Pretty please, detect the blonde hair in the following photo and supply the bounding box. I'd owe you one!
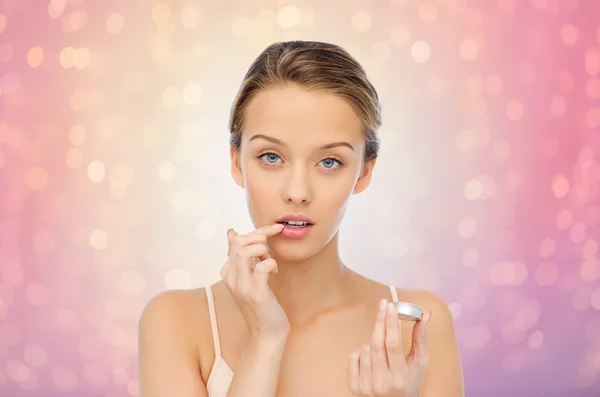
[228,40,382,161]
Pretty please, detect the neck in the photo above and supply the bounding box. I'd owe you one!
[267,233,360,327]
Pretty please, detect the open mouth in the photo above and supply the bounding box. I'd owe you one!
[279,221,313,228]
[275,214,315,238]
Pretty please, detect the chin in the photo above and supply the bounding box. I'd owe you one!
[269,245,314,262]
[268,238,322,262]
[268,230,337,262]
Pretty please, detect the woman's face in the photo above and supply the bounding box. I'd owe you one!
[230,84,376,261]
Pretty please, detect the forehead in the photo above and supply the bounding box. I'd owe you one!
[242,84,364,146]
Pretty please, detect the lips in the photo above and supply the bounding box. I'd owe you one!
[275,213,315,226]
[275,214,314,239]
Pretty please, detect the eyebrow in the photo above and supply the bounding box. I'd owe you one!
[248,134,355,151]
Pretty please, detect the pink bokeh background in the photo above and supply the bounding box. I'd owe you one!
[1,0,600,395]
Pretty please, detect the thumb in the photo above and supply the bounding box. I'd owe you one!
[409,311,432,367]
[226,228,238,256]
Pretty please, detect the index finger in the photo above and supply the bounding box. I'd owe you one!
[248,223,284,237]
[229,224,283,251]
[232,224,283,262]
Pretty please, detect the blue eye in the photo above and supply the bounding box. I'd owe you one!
[319,158,342,169]
[259,152,282,164]
[258,153,344,169]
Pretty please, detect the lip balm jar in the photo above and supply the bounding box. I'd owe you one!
[392,302,423,322]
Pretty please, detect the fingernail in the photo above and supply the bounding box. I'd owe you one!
[379,299,387,312]
[226,228,233,235]
[386,302,395,316]
[427,311,433,326]
[273,223,284,229]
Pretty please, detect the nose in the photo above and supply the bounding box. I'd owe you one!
[282,166,312,205]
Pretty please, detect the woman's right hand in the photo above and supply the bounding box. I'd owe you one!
[221,224,291,342]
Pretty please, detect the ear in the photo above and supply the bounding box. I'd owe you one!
[230,147,245,188]
[353,157,377,195]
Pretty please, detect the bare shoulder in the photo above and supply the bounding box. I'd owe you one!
[138,287,215,397]
[139,287,210,342]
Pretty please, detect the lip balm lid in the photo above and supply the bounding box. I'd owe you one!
[392,301,423,322]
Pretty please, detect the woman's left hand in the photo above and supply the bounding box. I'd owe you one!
[348,299,433,397]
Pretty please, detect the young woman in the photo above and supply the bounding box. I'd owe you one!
[138,40,464,397]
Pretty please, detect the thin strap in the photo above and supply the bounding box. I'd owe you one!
[205,285,221,357]
[388,285,398,302]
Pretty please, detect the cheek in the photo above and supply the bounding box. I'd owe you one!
[244,159,279,189]
[317,174,357,218]
[243,163,278,220]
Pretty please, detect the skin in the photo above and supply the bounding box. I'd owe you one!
[138,84,464,397]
